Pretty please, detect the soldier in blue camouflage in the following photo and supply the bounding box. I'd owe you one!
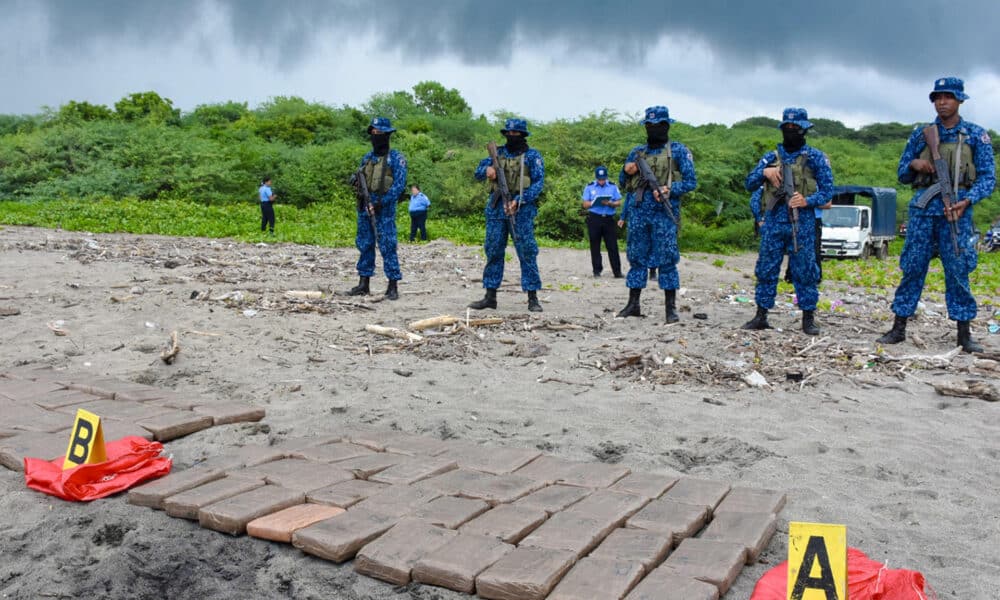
[468,118,546,312]
[346,117,408,300]
[616,105,697,322]
[877,77,995,353]
[742,108,834,335]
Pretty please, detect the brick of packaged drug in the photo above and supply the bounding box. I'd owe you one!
[292,442,376,464]
[0,379,66,402]
[100,420,155,442]
[54,398,175,422]
[476,546,577,600]
[513,455,584,485]
[192,445,288,472]
[697,511,777,563]
[658,538,748,595]
[354,518,459,585]
[559,462,631,489]
[547,557,645,600]
[610,471,679,499]
[439,441,541,475]
[713,487,786,515]
[624,568,720,600]
[7,403,75,433]
[237,458,354,493]
[198,485,305,535]
[518,511,618,557]
[352,484,442,517]
[381,433,450,457]
[247,503,345,543]
[660,477,731,511]
[0,431,69,471]
[626,498,711,545]
[163,476,264,520]
[588,527,673,569]
[292,508,398,563]
[369,457,458,486]
[412,533,514,593]
[565,490,650,527]
[30,389,99,410]
[191,402,264,425]
[128,468,226,509]
[514,484,591,515]
[275,435,344,454]
[342,429,395,452]
[136,411,213,442]
[335,453,410,479]
[408,496,490,529]
[307,479,389,508]
[415,468,490,496]
[460,504,547,544]
[457,473,544,505]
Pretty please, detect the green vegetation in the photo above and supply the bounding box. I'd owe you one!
[1,82,998,258]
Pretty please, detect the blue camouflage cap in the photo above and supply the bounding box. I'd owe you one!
[929,76,969,102]
[500,117,531,136]
[367,116,396,134]
[595,165,609,180]
[778,107,813,130]
[641,105,674,124]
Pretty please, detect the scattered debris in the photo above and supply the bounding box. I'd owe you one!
[46,320,69,336]
[932,380,999,402]
[160,331,180,364]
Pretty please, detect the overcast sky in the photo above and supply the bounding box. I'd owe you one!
[2,0,998,128]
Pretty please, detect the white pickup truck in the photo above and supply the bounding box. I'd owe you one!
[820,186,897,260]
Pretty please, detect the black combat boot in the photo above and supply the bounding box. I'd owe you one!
[876,315,907,345]
[741,306,771,330]
[468,288,497,310]
[347,276,370,296]
[617,288,642,318]
[802,310,820,336]
[527,291,542,312]
[648,268,657,281]
[957,320,983,353]
[664,289,679,323]
[385,280,399,301]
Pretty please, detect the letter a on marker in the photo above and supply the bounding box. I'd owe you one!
[62,408,107,469]
[787,522,847,600]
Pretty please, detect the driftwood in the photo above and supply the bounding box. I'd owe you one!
[160,331,180,364]
[284,290,323,300]
[409,315,461,331]
[880,346,961,368]
[932,380,999,402]
[365,324,423,343]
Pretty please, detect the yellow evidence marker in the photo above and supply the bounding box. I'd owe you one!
[62,408,107,469]
[787,521,847,600]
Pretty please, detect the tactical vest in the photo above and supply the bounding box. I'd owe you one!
[912,136,976,189]
[362,155,394,195]
[490,154,533,196]
[762,152,817,208]
[624,149,682,194]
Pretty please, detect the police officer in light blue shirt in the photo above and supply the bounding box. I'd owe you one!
[258,176,275,234]
[581,166,623,277]
[408,185,431,242]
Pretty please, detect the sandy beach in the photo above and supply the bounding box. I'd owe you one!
[1,225,998,599]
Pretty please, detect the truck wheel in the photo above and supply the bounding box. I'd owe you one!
[877,242,888,260]
[861,243,871,259]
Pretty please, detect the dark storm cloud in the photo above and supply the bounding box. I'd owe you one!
[23,0,999,78]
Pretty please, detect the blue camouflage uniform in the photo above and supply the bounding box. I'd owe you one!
[889,117,995,321]
[745,144,834,312]
[619,142,697,290]
[356,148,408,280]
[474,138,545,291]
[750,186,763,224]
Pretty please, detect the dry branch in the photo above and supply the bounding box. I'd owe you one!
[932,380,999,402]
[365,324,423,343]
[160,330,180,364]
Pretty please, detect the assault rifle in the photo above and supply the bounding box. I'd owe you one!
[920,125,962,255]
[764,161,799,253]
[486,141,519,242]
[349,167,380,252]
[634,155,678,225]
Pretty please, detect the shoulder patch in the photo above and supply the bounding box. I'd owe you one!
[535,157,543,168]
[398,156,407,168]
[685,149,693,161]
[981,131,992,144]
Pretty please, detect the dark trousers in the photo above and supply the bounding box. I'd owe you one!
[586,213,622,275]
[260,202,275,232]
[409,210,428,241]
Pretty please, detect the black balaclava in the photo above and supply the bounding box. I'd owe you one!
[503,133,529,155]
[781,127,806,153]
[371,133,391,156]
[645,123,670,149]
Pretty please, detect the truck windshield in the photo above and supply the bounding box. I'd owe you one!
[822,207,860,228]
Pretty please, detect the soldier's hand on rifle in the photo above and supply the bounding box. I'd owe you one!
[945,199,970,222]
[788,192,808,209]
[763,167,782,188]
[617,219,625,228]
[624,162,638,175]
[651,185,670,202]
[909,158,935,174]
[504,200,519,216]
[486,166,497,180]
